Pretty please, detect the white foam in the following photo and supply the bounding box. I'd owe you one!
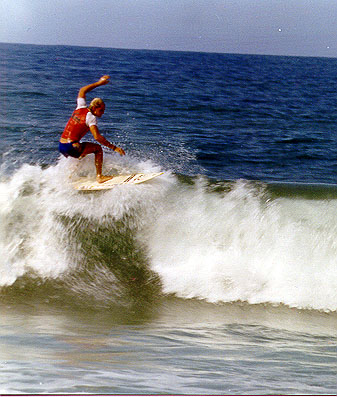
[0,157,166,286]
[1,161,337,312]
[146,179,337,312]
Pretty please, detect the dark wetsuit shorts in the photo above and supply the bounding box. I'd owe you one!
[59,141,86,158]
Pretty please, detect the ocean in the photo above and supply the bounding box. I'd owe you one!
[0,42,336,395]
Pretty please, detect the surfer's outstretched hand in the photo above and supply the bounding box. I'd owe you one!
[114,146,126,156]
[98,75,110,85]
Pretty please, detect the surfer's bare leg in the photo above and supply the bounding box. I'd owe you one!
[79,142,113,183]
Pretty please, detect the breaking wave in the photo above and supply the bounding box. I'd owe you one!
[1,156,337,312]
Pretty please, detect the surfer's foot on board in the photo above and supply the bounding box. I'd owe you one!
[97,175,114,183]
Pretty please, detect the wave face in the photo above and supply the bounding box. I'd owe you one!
[1,158,336,313]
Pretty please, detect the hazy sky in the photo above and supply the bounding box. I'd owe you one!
[1,0,337,57]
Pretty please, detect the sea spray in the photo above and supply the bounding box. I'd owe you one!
[1,160,337,312]
[0,159,164,309]
[0,164,72,286]
[145,178,337,312]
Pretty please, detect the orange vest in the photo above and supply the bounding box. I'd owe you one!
[61,108,90,142]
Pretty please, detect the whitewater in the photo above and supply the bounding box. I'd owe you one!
[1,154,336,313]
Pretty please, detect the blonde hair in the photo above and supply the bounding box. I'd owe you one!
[89,97,105,109]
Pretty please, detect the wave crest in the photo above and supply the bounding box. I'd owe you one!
[1,162,337,312]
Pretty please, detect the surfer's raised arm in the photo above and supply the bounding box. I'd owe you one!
[78,75,110,99]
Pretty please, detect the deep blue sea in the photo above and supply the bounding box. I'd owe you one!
[0,43,336,395]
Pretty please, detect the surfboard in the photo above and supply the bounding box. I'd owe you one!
[73,172,163,191]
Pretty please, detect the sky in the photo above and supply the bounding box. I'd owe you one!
[1,0,337,57]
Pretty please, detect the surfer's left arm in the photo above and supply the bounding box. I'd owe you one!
[78,75,110,99]
[90,125,125,156]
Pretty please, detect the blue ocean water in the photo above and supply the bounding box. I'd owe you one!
[0,43,336,394]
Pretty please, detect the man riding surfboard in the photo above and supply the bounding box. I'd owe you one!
[59,75,125,183]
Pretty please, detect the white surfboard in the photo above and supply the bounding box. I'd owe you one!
[73,172,163,191]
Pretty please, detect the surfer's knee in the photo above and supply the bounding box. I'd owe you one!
[80,142,102,157]
[92,143,102,154]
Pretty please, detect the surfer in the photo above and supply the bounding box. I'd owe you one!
[59,75,125,183]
